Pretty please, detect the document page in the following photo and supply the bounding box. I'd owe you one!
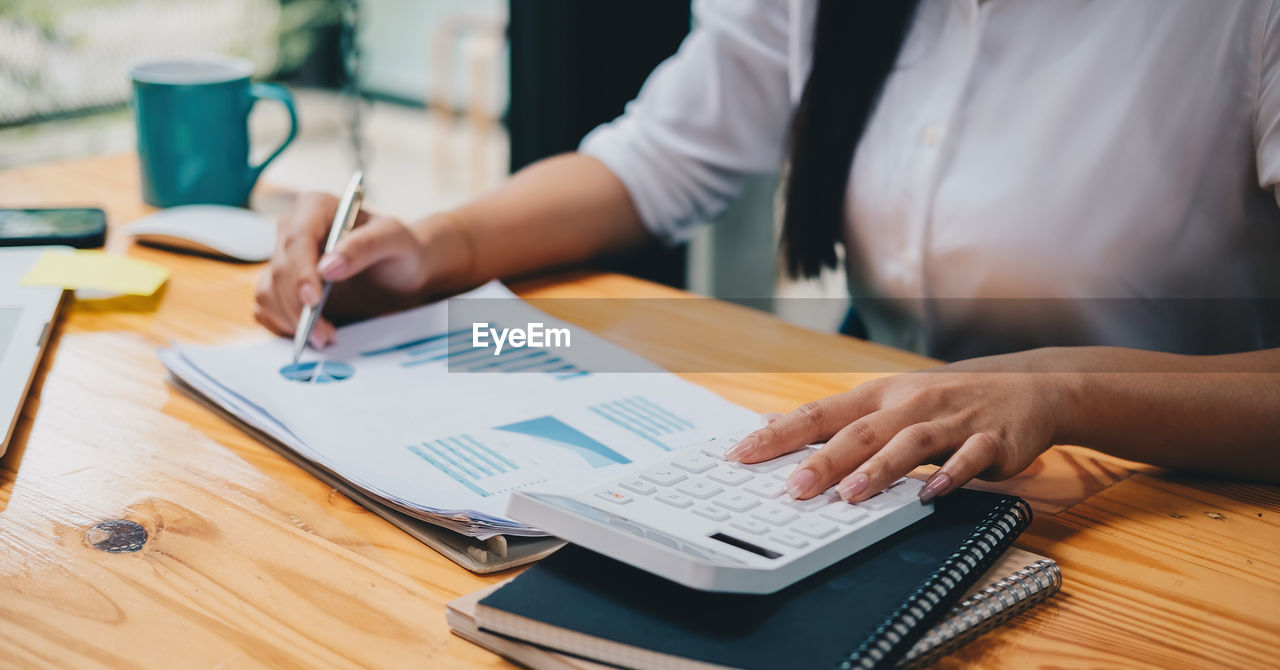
[161,282,758,538]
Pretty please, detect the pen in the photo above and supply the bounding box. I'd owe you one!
[290,171,364,365]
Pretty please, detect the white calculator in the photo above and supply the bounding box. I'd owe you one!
[507,436,934,594]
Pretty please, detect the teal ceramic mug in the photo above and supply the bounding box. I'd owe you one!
[130,57,298,208]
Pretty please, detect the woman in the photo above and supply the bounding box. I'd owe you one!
[255,0,1280,506]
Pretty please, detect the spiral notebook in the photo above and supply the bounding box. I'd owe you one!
[449,548,1058,669]
[467,489,1047,669]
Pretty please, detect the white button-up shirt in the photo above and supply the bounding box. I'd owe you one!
[581,0,1280,360]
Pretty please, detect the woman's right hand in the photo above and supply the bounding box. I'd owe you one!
[254,192,452,348]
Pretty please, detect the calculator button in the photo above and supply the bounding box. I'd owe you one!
[783,493,836,512]
[676,479,724,500]
[751,505,800,526]
[712,491,760,513]
[884,478,923,497]
[792,519,838,539]
[671,453,716,474]
[700,441,731,460]
[656,491,694,508]
[744,478,785,498]
[739,450,807,473]
[770,463,801,481]
[641,467,687,486]
[730,519,770,536]
[595,489,633,505]
[619,478,657,495]
[692,504,730,522]
[705,466,753,486]
[857,491,902,511]
[769,533,810,550]
[820,503,869,524]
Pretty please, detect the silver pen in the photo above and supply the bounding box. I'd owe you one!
[290,171,364,365]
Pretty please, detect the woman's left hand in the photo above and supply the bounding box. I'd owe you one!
[725,350,1079,503]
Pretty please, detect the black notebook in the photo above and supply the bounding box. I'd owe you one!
[477,489,1031,670]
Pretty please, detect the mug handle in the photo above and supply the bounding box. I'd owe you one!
[246,82,299,186]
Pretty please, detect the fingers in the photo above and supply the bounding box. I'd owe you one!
[256,191,396,347]
[310,317,337,348]
[781,409,919,498]
[918,432,1002,502]
[254,271,338,347]
[279,192,340,319]
[727,385,882,464]
[317,217,413,282]
[257,192,338,336]
[254,271,294,336]
[830,421,955,502]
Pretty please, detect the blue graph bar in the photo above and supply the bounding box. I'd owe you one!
[403,345,494,368]
[425,440,481,479]
[438,438,493,476]
[460,434,520,471]
[587,405,673,452]
[518,357,570,372]
[365,323,589,379]
[362,328,472,357]
[406,330,472,356]
[446,436,507,474]
[601,401,667,435]
[502,352,555,371]
[466,348,547,371]
[408,444,488,497]
[438,337,492,357]
[630,396,695,430]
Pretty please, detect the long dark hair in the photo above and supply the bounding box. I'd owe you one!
[781,0,922,278]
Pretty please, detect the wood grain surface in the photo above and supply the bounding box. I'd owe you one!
[1,155,1276,669]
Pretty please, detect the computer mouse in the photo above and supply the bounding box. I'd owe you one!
[126,205,276,262]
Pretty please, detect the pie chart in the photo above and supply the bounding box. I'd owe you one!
[279,360,355,384]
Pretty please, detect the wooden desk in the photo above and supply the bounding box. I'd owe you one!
[2,155,1277,668]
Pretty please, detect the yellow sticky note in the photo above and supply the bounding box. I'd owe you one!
[20,250,169,296]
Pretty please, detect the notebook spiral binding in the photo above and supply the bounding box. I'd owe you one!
[838,496,1033,670]
[898,558,1061,668]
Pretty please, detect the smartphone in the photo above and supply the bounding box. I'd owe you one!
[0,208,107,249]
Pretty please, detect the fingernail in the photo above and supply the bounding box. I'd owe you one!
[784,468,816,498]
[837,472,870,501]
[919,472,951,503]
[725,435,758,462]
[317,254,346,279]
[761,412,783,424]
[299,283,319,306]
[309,332,327,349]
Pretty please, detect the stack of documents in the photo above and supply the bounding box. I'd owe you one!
[160,282,757,539]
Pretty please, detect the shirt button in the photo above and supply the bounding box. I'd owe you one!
[921,123,944,147]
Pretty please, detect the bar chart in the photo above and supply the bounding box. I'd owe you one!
[361,325,589,379]
[407,434,525,498]
[587,396,697,451]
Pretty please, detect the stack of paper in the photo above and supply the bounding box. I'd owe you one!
[160,282,758,539]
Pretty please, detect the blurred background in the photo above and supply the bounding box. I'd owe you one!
[0,0,847,330]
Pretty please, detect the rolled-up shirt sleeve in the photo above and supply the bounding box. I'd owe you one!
[580,0,796,242]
